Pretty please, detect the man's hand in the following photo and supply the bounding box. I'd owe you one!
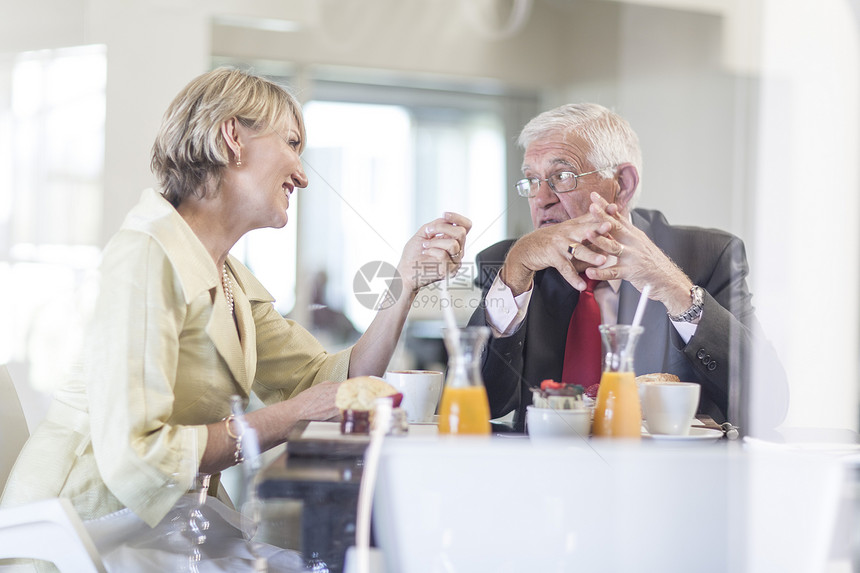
[500,216,613,295]
[578,192,694,316]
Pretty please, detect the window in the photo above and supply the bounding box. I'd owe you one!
[0,45,105,393]
[301,99,506,332]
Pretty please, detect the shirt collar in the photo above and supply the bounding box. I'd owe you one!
[119,189,274,304]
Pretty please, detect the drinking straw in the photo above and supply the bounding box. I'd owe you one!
[619,285,651,367]
[439,280,462,357]
[439,280,458,333]
[354,399,393,573]
[631,284,651,329]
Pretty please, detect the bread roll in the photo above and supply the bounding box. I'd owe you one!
[635,373,680,384]
[335,376,399,411]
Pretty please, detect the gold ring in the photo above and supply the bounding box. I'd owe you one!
[617,244,625,257]
[567,242,580,256]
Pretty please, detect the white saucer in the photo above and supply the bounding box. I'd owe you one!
[644,427,723,442]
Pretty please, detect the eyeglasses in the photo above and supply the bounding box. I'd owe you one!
[515,166,617,198]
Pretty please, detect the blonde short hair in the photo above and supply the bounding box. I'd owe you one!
[151,67,305,206]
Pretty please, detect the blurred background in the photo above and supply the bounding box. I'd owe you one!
[0,0,858,434]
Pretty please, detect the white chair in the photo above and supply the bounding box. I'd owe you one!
[0,497,107,572]
[0,364,29,492]
[0,364,107,572]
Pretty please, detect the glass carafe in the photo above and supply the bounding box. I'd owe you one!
[438,326,491,435]
[591,324,643,439]
[228,395,269,573]
[159,428,211,572]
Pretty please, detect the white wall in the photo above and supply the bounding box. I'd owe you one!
[753,0,859,428]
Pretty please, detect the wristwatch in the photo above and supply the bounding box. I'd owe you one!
[667,285,704,323]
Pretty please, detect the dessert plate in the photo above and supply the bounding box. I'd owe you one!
[643,426,723,442]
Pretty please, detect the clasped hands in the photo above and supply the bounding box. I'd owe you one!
[502,193,692,315]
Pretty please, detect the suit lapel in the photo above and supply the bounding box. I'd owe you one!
[618,211,671,374]
[618,280,669,374]
[233,286,257,394]
[523,269,579,385]
[537,268,578,315]
[618,210,656,325]
[128,194,260,397]
[206,287,252,397]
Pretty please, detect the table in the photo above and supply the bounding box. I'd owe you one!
[258,421,860,573]
[372,436,858,572]
[257,420,438,572]
[255,419,726,571]
[258,450,363,572]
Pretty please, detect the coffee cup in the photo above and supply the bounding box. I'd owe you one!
[383,370,444,423]
[643,382,700,435]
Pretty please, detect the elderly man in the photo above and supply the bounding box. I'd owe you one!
[468,103,787,435]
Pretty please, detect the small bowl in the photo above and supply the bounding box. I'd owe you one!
[526,406,591,440]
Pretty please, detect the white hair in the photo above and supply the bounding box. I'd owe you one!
[518,103,643,206]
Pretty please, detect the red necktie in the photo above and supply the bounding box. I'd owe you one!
[561,277,602,389]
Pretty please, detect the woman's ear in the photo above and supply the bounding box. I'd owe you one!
[221,118,241,164]
[614,163,639,210]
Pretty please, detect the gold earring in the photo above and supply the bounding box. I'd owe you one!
[235,153,242,167]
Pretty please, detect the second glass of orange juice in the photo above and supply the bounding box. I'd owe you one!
[591,324,644,439]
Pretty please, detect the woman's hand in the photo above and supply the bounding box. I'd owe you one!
[397,212,472,293]
[347,212,470,380]
[286,380,342,422]
[200,381,342,475]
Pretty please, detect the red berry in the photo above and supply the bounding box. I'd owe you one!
[540,379,563,390]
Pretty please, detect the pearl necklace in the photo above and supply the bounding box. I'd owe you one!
[222,264,234,316]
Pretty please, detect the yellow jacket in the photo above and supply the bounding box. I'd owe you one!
[2,189,351,526]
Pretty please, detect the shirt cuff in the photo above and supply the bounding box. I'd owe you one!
[485,272,532,337]
[670,313,701,344]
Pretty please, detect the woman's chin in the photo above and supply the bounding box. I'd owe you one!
[264,213,288,230]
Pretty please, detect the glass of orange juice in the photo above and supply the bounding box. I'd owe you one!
[438,326,491,435]
[591,324,644,439]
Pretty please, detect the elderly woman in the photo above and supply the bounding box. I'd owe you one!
[1,67,470,571]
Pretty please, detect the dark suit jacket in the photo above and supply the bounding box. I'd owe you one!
[468,208,788,434]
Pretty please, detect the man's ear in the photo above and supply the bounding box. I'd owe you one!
[221,118,241,162]
[614,163,639,209]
